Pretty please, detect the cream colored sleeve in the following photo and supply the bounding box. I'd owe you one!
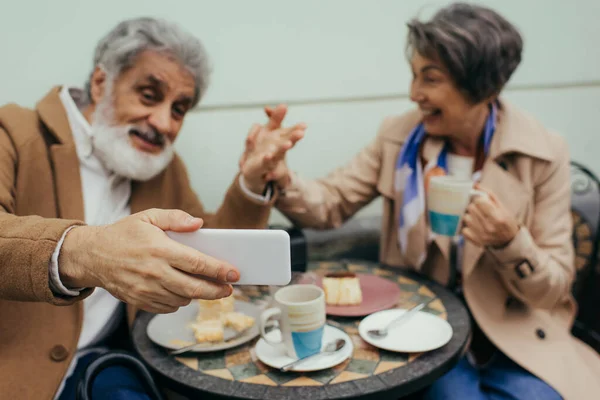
[275,125,386,229]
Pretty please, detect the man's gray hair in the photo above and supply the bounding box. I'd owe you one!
[407,3,523,103]
[84,17,211,107]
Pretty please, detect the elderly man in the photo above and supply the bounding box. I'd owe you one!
[0,17,304,399]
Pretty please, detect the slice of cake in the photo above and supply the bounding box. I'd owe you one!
[223,312,255,332]
[322,272,363,306]
[190,319,224,343]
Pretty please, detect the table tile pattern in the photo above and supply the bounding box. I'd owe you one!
[173,261,447,387]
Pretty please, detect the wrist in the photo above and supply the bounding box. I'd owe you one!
[241,175,267,195]
[493,224,521,249]
[59,226,98,288]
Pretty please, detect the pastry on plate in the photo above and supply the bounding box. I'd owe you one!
[223,311,255,332]
[196,294,235,322]
[192,295,255,343]
[322,271,363,306]
[190,319,224,343]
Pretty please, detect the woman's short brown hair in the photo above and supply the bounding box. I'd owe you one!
[407,3,523,103]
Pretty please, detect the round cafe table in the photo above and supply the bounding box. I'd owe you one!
[132,260,471,399]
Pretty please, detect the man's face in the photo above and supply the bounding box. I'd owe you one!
[89,50,196,181]
[109,50,196,153]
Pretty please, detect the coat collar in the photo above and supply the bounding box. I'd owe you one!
[36,86,76,146]
[461,157,531,279]
[487,100,554,162]
[36,86,85,221]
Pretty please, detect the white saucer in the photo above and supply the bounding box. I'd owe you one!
[359,308,453,353]
[255,325,353,372]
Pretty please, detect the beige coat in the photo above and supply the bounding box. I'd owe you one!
[0,87,275,399]
[276,100,600,399]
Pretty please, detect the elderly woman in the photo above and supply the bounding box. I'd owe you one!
[241,3,600,400]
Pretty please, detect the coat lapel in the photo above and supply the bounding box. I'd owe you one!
[49,144,85,220]
[461,100,550,279]
[37,87,85,221]
[130,182,152,214]
[130,175,170,214]
[461,159,531,278]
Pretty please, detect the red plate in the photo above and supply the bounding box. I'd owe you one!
[305,274,401,317]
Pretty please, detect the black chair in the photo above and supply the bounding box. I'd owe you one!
[76,351,165,400]
[300,216,381,262]
[569,162,600,353]
[271,224,308,272]
[277,217,382,272]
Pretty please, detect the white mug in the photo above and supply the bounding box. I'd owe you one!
[259,284,326,359]
[427,175,488,236]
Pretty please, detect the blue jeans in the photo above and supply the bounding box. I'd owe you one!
[423,353,562,400]
[58,350,152,400]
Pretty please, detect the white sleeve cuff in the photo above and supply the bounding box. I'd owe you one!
[49,226,83,296]
[238,175,272,204]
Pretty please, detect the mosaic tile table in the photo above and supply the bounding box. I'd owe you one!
[133,260,471,399]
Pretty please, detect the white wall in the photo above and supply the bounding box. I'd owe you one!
[1,0,599,224]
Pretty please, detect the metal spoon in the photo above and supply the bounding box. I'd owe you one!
[280,338,346,372]
[367,297,438,339]
[170,328,250,356]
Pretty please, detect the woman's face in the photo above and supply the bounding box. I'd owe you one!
[409,52,489,138]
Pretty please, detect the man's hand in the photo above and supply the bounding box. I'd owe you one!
[58,209,239,314]
[239,104,305,194]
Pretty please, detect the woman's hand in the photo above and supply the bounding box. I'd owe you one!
[461,186,520,248]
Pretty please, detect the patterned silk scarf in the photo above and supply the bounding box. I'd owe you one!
[394,103,498,268]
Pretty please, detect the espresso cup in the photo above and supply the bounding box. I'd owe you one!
[427,175,487,236]
[259,284,326,359]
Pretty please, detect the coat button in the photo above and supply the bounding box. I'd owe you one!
[49,345,69,362]
[536,329,546,339]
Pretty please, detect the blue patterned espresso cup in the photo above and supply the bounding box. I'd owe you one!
[427,176,487,236]
[259,284,326,359]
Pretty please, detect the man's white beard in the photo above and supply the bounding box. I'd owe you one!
[90,92,174,182]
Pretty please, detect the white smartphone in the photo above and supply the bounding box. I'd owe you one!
[166,229,291,286]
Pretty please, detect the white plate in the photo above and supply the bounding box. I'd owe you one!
[147,300,261,352]
[255,325,353,372]
[359,309,453,353]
